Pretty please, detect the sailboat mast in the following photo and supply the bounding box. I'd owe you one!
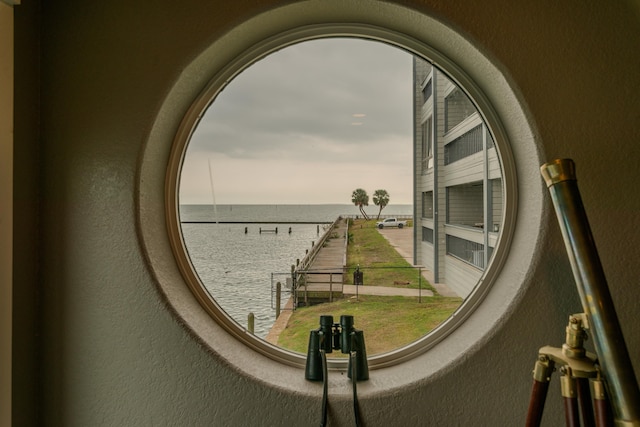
[208,158,218,223]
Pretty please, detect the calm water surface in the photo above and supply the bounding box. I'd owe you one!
[180,204,412,337]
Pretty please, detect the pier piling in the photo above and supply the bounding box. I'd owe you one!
[248,313,254,334]
[275,282,281,318]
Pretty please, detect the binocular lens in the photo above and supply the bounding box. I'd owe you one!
[340,315,354,330]
[320,315,334,328]
[340,315,354,353]
[318,315,335,352]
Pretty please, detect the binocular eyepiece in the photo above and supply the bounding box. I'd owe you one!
[305,314,369,381]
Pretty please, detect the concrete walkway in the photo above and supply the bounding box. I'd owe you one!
[343,284,432,297]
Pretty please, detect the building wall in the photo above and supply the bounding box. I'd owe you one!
[433,68,448,283]
[415,62,496,293]
[444,255,483,297]
[11,1,640,425]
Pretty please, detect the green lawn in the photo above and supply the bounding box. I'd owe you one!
[345,219,436,292]
[277,294,462,356]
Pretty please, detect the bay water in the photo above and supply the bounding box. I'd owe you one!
[179,204,412,338]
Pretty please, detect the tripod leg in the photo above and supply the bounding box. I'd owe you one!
[561,367,580,427]
[577,377,595,427]
[592,378,614,427]
[526,356,554,427]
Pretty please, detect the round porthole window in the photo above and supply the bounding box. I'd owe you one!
[163,25,517,370]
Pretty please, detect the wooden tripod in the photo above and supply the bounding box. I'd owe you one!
[526,314,614,427]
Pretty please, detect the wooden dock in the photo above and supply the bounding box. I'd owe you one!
[295,218,348,306]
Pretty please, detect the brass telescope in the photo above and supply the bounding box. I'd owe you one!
[540,159,640,426]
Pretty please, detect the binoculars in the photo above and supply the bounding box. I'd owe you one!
[305,314,369,381]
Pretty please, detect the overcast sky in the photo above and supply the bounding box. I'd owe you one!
[179,38,414,205]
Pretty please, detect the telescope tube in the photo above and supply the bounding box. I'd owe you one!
[541,159,640,425]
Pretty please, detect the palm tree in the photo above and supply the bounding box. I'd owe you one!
[351,188,370,220]
[373,189,390,220]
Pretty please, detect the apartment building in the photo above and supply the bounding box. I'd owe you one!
[414,59,503,298]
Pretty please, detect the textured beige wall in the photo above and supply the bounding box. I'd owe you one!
[12,0,640,425]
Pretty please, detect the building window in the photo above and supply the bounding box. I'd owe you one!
[422,79,432,102]
[421,117,433,172]
[444,124,483,165]
[422,226,434,243]
[446,182,484,227]
[486,126,495,149]
[444,88,477,132]
[446,235,485,269]
[490,178,503,232]
[422,191,433,218]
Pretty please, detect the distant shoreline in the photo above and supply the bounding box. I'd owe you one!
[180,220,333,224]
[179,203,414,206]
[179,204,413,226]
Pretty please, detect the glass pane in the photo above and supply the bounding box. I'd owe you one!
[178,38,505,357]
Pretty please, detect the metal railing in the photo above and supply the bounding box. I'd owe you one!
[294,265,435,304]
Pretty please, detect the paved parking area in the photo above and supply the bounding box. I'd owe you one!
[377,227,459,298]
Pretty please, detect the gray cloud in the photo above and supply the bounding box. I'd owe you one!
[181,38,415,204]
